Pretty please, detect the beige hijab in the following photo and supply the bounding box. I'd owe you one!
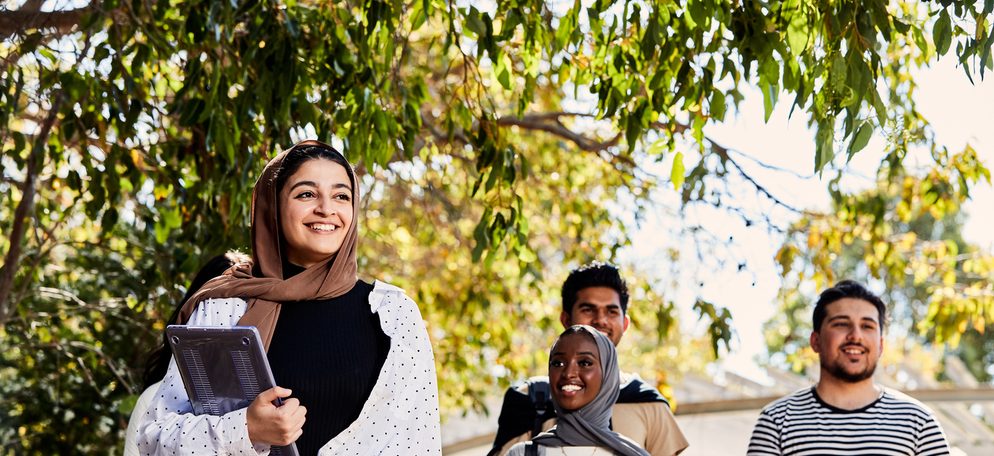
[177,139,359,350]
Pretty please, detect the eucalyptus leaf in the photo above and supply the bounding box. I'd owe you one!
[847,122,873,161]
[934,10,953,56]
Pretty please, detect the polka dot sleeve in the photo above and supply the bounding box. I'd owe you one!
[135,298,268,455]
[317,281,442,455]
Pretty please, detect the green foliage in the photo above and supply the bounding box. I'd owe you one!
[0,201,185,452]
[692,299,734,357]
[1,0,991,452]
[359,127,661,412]
[767,147,994,377]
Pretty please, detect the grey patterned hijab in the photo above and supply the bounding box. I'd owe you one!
[532,325,649,456]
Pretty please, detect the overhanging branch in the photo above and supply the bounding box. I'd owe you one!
[421,109,807,216]
[652,119,811,215]
[497,114,622,152]
[421,111,639,176]
[0,6,92,38]
[706,137,808,214]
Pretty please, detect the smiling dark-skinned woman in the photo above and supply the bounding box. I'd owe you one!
[507,325,649,456]
[135,140,441,455]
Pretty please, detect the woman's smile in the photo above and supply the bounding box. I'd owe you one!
[306,222,341,232]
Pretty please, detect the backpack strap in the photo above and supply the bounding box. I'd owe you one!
[527,380,551,437]
[525,441,539,456]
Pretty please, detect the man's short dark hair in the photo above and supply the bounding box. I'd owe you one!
[813,280,887,331]
[561,262,630,314]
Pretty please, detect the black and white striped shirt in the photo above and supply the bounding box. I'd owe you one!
[747,387,949,455]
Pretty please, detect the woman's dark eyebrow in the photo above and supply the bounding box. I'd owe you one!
[288,180,317,192]
[551,351,597,357]
[288,181,352,192]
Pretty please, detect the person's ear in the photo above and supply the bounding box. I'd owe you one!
[560,311,572,329]
[810,331,821,353]
[623,314,630,332]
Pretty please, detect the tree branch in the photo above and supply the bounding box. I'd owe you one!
[30,339,136,395]
[497,114,622,152]
[425,110,806,217]
[12,211,66,306]
[726,148,815,180]
[420,111,644,181]
[421,107,812,222]
[0,6,92,39]
[710,148,805,213]
[671,122,810,215]
[0,94,64,325]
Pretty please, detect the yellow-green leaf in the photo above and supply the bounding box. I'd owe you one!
[671,152,686,189]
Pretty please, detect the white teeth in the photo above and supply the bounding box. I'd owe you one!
[561,385,582,392]
[310,223,337,231]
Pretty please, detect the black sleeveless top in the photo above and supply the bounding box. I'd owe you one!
[267,267,390,455]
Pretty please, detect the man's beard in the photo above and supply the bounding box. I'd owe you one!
[822,355,877,382]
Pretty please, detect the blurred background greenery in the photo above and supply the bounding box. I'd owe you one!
[1,0,992,453]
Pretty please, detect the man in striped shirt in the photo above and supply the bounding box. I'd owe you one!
[747,280,950,456]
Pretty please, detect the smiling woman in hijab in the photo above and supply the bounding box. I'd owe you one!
[508,325,649,456]
[136,140,441,455]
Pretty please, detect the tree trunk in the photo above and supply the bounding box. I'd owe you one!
[0,95,63,325]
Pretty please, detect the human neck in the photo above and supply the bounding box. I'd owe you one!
[282,260,306,279]
[815,374,881,410]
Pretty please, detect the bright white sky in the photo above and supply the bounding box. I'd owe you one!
[622,55,994,382]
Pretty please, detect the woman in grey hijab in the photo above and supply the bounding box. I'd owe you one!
[507,325,649,456]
